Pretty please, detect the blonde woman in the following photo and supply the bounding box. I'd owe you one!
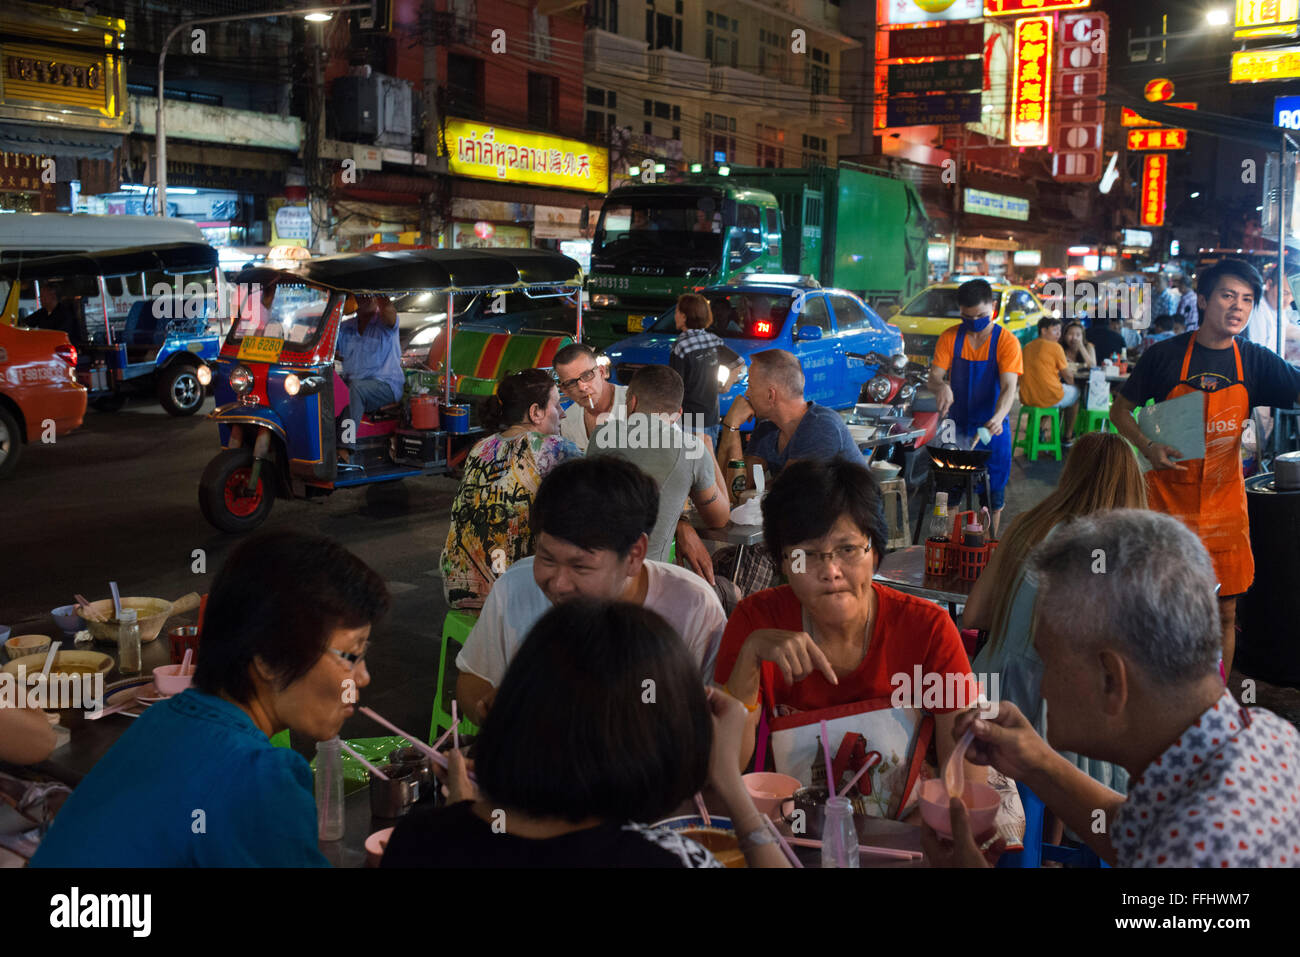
[964,432,1147,794]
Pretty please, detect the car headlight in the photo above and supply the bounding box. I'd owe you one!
[283,373,301,396]
[592,293,619,307]
[409,325,441,348]
[866,375,892,402]
[230,365,254,395]
[196,364,212,386]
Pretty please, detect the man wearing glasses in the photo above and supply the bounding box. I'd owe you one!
[926,279,1023,536]
[552,343,628,452]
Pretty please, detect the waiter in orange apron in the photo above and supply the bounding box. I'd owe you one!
[1113,259,1300,679]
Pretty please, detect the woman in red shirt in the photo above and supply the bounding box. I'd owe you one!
[714,457,978,778]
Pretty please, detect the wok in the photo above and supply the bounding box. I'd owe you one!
[925,446,992,471]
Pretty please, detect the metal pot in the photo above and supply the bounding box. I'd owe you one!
[1274,451,1300,490]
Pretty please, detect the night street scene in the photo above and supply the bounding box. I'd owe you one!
[2,0,1299,931]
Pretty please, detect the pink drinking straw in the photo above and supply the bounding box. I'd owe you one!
[452,700,460,751]
[360,706,476,781]
[764,816,804,868]
[339,739,389,781]
[785,836,921,862]
[694,793,711,828]
[837,753,883,800]
[819,719,836,794]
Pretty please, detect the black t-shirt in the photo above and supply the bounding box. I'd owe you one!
[1121,332,1300,410]
[379,800,722,868]
[1087,324,1127,361]
[669,334,743,429]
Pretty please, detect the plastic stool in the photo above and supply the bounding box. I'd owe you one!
[997,780,1108,868]
[1013,405,1063,461]
[270,729,291,749]
[878,477,910,550]
[429,609,481,743]
[1075,407,1110,437]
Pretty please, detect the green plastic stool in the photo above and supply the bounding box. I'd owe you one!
[1076,407,1111,437]
[270,729,291,748]
[1109,397,1153,434]
[429,609,481,744]
[1013,405,1063,461]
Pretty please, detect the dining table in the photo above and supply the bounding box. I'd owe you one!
[872,545,975,619]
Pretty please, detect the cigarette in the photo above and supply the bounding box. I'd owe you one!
[588,397,595,410]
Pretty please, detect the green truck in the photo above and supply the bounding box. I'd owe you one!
[584,162,931,348]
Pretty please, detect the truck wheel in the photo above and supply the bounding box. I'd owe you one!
[157,363,205,416]
[91,393,127,412]
[0,406,22,480]
[199,447,274,533]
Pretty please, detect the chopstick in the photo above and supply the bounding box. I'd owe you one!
[87,693,141,721]
[693,793,711,828]
[339,739,388,781]
[763,816,804,868]
[785,836,922,861]
[74,594,106,622]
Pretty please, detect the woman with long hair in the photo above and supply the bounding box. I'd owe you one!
[440,368,580,608]
[964,431,1146,792]
[1061,320,1097,369]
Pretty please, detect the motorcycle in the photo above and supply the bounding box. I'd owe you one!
[845,351,941,491]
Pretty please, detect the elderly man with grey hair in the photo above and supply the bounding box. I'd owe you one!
[924,509,1300,868]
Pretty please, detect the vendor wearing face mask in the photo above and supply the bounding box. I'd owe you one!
[926,279,1024,536]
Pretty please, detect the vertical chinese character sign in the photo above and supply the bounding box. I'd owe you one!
[1011,16,1053,146]
[1141,154,1167,227]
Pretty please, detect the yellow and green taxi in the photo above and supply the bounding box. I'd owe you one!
[891,281,1050,364]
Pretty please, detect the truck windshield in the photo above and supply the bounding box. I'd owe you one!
[904,287,1003,319]
[594,197,723,258]
[649,290,791,340]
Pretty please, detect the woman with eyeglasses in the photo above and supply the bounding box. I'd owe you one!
[441,368,581,609]
[712,458,978,780]
[32,531,389,867]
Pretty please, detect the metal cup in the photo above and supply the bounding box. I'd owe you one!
[781,786,829,839]
[388,747,435,802]
[368,763,419,820]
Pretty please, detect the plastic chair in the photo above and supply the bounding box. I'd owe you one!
[429,609,481,743]
[1075,406,1111,438]
[996,780,1108,868]
[1013,405,1063,461]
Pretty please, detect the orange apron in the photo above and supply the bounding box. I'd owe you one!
[1145,337,1253,595]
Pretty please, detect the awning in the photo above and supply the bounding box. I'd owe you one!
[0,122,123,160]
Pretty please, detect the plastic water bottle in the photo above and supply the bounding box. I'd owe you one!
[821,796,860,869]
[927,491,950,542]
[117,609,141,676]
[315,737,345,841]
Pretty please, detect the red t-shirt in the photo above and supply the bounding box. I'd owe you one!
[713,583,973,714]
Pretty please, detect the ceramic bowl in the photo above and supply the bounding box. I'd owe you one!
[4,634,52,661]
[51,605,83,634]
[919,778,1000,840]
[742,771,801,818]
[152,663,194,696]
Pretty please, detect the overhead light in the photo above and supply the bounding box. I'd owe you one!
[170,187,198,195]
[1205,8,1230,26]
[718,165,730,176]
[1191,191,1201,198]
[304,11,333,22]
[654,163,666,173]
[689,163,702,172]
[1257,205,1265,211]
[1099,152,1119,195]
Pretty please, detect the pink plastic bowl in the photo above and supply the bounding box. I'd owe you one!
[153,663,193,696]
[919,778,1000,840]
[742,771,802,818]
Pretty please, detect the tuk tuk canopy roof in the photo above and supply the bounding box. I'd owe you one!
[0,242,219,281]
[238,247,583,294]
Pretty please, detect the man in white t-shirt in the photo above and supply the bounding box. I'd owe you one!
[455,456,727,723]
[553,342,628,452]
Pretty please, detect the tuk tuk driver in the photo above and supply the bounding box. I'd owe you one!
[927,279,1024,537]
[27,281,83,344]
[336,294,404,446]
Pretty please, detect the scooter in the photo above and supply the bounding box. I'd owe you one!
[846,351,941,491]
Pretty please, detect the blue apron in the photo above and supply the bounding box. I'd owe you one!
[949,324,1012,498]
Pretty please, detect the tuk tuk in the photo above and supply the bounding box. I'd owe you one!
[199,247,583,533]
[0,242,225,415]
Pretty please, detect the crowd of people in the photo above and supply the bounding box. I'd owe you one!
[11,270,1300,869]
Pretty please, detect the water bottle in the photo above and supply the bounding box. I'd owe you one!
[821,796,860,869]
[315,737,345,841]
[117,609,141,676]
[927,491,950,542]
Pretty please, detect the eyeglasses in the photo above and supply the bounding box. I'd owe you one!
[782,543,873,569]
[328,645,369,668]
[556,367,599,391]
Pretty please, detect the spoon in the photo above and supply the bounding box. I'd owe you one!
[109,581,122,620]
[180,647,193,677]
[943,727,975,800]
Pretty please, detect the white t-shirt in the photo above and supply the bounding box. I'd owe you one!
[455,556,725,685]
[559,383,628,453]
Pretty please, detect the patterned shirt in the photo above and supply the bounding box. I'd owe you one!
[1111,690,1300,867]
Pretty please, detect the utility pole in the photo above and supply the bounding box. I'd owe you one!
[422,3,445,244]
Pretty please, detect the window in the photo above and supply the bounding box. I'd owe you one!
[757,124,784,168]
[758,28,785,82]
[810,48,831,95]
[829,294,873,331]
[644,121,653,134]
[586,87,616,141]
[588,0,617,33]
[528,73,558,129]
[587,87,605,106]
[1009,291,1037,315]
[798,295,832,332]
[654,101,671,119]
[704,113,737,163]
[446,54,484,119]
[801,134,828,168]
[707,9,739,68]
[672,126,680,140]
[646,0,682,52]
[672,105,680,121]
[765,208,780,254]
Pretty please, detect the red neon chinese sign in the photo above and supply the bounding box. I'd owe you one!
[986,0,1091,13]
[1127,128,1188,150]
[1011,16,1053,146]
[1140,154,1167,227]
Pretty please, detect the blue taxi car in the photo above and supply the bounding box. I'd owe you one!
[600,275,903,422]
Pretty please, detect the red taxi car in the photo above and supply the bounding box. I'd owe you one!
[0,323,87,478]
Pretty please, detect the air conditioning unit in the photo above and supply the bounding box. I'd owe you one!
[331,73,413,149]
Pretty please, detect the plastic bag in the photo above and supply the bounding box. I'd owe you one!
[310,735,414,796]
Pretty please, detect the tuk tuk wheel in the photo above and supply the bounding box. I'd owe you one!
[157,364,205,417]
[0,406,22,480]
[199,447,274,533]
[91,393,127,413]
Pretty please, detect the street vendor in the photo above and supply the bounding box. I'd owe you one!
[927,279,1023,536]
[1111,258,1300,679]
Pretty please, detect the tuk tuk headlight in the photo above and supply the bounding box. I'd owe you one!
[866,374,892,402]
[196,364,212,386]
[230,365,254,395]
[283,373,301,396]
[592,294,619,307]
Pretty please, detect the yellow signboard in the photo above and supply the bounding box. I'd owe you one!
[1235,0,1300,38]
[1231,47,1300,82]
[442,118,608,194]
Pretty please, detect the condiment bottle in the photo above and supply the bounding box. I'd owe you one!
[117,608,141,676]
[963,520,986,549]
[315,737,345,841]
[927,491,950,542]
[821,796,861,869]
[727,459,746,505]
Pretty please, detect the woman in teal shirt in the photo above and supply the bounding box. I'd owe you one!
[32,531,389,867]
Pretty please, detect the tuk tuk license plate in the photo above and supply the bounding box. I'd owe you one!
[237,336,284,363]
[627,315,647,333]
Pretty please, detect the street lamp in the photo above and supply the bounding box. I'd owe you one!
[1205,8,1230,27]
[155,4,369,216]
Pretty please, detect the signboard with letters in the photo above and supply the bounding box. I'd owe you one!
[985,0,1091,14]
[1140,154,1167,227]
[886,93,983,127]
[1128,128,1188,150]
[441,118,608,194]
[887,59,983,95]
[879,0,982,26]
[1231,47,1300,82]
[1276,94,1300,128]
[1010,16,1053,146]
[1235,0,1300,38]
[963,188,1030,221]
[1052,11,1108,182]
[967,20,1012,142]
[887,22,984,59]
[1121,102,1197,126]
